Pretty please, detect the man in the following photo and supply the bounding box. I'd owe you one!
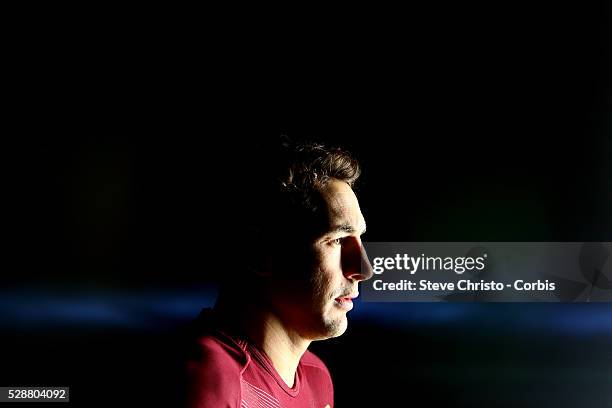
[185,140,373,407]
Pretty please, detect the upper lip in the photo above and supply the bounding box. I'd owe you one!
[336,292,359,300]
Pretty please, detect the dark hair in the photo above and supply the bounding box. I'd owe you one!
[273,139,361,215]
[280,140,361,188]
[216,138,361,286]
[242,138,361,240]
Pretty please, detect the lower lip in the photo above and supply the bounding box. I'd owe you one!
[334,298,353,311]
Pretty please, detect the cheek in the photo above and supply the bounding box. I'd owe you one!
[315,244,342,270]
[311,247,343,296]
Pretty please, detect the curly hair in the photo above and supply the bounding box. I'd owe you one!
[279,141,360,190]
[272,139,361,216]
[218,137,362,284]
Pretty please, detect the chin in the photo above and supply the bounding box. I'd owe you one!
[320,314,348,339]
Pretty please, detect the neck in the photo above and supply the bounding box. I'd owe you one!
[214,297,310,388]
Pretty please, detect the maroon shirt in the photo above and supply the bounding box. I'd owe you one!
[186,309,334,408]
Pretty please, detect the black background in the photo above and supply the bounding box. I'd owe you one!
[2,2,611,407]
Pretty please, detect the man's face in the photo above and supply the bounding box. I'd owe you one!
[267,179,373,340]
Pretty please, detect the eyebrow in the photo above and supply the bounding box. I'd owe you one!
[329,223,367,235]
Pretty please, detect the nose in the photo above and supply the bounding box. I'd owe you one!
[341,236,374,282]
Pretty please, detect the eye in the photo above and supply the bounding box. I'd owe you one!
[331,237,344,246]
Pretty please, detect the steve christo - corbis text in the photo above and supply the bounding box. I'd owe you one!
[370,253,556,292]
[372,279,556,292]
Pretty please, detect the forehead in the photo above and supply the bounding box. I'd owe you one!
[317,179,365,230]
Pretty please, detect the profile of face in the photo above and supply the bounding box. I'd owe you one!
[267,179,374,340]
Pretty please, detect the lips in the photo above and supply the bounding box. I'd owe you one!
[335,296,354,302]
[333,292,358,311]
[334,292,359,302]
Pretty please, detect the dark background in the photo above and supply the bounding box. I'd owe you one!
[2,2,611,407]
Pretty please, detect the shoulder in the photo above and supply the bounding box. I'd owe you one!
[301,349,329,370]
[185,318,250,407]
[300,350,334,402]
[189,333,249,371]
[300,349,333,383]
[187,308,250,371]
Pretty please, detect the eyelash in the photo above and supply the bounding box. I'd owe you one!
[329,232,367,246]
[331,237,346,246]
